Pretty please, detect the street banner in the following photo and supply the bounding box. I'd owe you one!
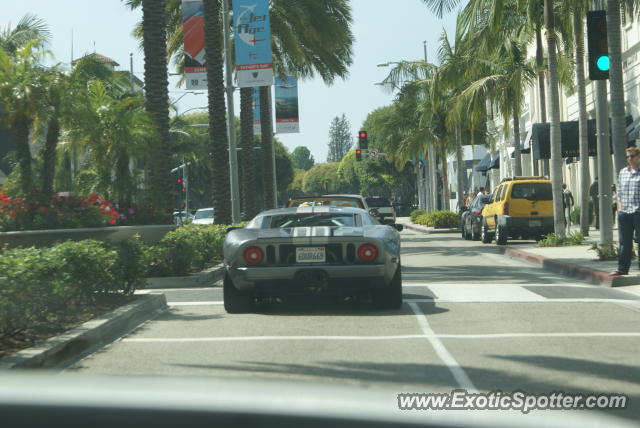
[252,87,261,135]
[233,0,273,88]
[182,0,207,89]
[274,76,299,134]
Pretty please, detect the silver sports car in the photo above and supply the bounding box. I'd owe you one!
[222,206,404,313]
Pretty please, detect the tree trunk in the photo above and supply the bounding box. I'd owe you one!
[575,8,590,236]
[42,112,59,196]
[260,85,275,210]
[545,0,565,237]
[512,102,522,176]
[440,146,450,211]
[240,87,257,219]
[536,24,549,176]
[455,125,465,212]
[203,0,231,224]
[13,118,33,195]
[141,0,172,214]
[116,149,132,209]
[607,0,626,174]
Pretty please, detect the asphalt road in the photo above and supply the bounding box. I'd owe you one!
[67,229,640,423]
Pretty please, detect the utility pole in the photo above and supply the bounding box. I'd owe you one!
[222,0,241,223]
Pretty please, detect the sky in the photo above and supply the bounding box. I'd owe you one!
[4,0,458,163]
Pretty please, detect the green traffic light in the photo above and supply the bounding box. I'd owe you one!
[597,55,610,71]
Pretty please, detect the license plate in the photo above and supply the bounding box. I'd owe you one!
[529,220,542,227]
[296,247,326,263]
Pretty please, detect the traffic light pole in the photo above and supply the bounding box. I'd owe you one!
[595,79,613,245]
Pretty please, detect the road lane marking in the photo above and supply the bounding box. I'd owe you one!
[122,332,640,344]
[136,287,219,294]
[168,301,224,306]
[405,298,640,304]
[408,302,477,392]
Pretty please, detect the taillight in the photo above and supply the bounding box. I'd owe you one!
[503,202,509,215]
[474,210,482,215]
[358,244,378,262]
[243,246,263,264]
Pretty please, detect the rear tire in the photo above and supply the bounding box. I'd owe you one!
[471,225,481,241]
[223,273,256,313]
[372,265,403,309]
[481,222,492,244]
[496,224,508,245]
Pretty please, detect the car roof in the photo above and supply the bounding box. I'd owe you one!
[195,207,214,211]
[259,206,368,216]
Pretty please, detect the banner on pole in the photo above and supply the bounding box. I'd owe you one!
[233,0,273,88]
[274,76,299,134]
[252,87,261,135]
[182,1,207,89]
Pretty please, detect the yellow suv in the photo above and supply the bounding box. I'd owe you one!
[480,177,554,245]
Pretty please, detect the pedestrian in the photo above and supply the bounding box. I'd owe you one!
[590,177,599,230]
[611,146,640,276]
[477,187,485,197]
[562,184,574,230]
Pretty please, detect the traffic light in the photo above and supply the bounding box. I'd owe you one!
[358,131,368,150]
[355,148,362,161]
[587,10,609,81]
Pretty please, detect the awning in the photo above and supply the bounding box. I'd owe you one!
[489,155,500,170]
[627,116,640,141]
[509,144,529,158]
[531,116,633,160]
[474,153,492,172]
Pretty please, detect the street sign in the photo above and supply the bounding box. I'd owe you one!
[369,149,379,158]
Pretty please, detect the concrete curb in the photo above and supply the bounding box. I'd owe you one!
[146,264,225,289]
[499,246,640,287]
[404,223,459,234]
[0,293,168,369]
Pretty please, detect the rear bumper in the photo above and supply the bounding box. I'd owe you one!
[228,262,395,292]
[499,216,554,236]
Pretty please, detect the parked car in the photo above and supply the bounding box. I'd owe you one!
[365,196,396,224]
[480,177,554,245]
[192,208,215,225]
[460,194,490,241]
[172,211,193,226]
[222,206,403,313]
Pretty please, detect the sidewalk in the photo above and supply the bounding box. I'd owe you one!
[398,217,640,288]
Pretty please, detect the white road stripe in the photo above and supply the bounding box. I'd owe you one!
[122,331,640,344]
[168,301,224,306]
[401,282,592,288]
[408,302,477,392]
[137,287,219,294]
[405,298,640,304]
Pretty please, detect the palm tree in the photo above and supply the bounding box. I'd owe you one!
[124,0,173,214]
[0,41,49,195]
[544,0,565,237]
[239,87,256,218]
[0,14,50,58]
[202,0,231,224]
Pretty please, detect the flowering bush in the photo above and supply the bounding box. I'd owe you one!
[0,192,119,232]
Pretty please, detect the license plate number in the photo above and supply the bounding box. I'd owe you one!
[296,247,326,263]
[529,220,542,227]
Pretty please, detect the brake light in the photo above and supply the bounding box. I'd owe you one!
[503,202,509,215]
[358,244,378,262]
[474,210,482,215]
[243,246,264,264]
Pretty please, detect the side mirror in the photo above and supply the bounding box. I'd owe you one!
[394,223,404,232]
[226,226,240,234]
[369,208,379,217]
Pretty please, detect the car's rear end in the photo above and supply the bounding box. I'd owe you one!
[504,180,554,239]
[224,209,399,298]
[365,196,396,223]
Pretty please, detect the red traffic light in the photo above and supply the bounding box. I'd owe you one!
[177,178,182,184]
[359,131,367,139]
[356,149,362,155]
[355,148,362,161]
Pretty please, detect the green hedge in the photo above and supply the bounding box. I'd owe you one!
[410,209,427,223]
[414,210,459,228]
[144,224,227,277]
[0,239,145,338]
[0,223,237,340]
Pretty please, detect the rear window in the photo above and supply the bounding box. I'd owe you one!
[269,214,357,228]
[365,197,391,207]
[288,199,362,208]
[511,182,552,200]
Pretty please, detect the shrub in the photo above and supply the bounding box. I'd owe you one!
[414,210,459,228]
[144,224,228,277]
[0,239,146,339]
[537,232,585,247]
[589,243,621,261]
[410,209,426,223]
